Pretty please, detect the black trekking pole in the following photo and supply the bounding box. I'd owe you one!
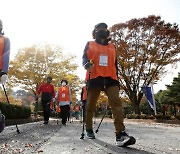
[2,84,20,134]
[56,106,59,125]
[80,60,93,139]
[80,100,86,139]
[34,95,38,122]
[95,107,107,134]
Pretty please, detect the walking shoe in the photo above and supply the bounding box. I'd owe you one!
[86,129,95,139]
[43,121,48,124]
[116,131,136,147]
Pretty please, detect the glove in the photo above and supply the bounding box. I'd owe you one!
[1,74,8,84]
[52,98,56,102]
[84,60,94,70]
[0,71,7,76]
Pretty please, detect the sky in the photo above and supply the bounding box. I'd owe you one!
[0,0,180,93]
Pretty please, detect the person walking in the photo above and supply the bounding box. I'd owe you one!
[82,22,136,147]
[36,76,55,124]
[55,79,72,125]
[74,102,80,120]
[0,19,11,133]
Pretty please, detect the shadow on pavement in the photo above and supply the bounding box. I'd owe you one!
[0,121,62,153]
[93,138,154,154]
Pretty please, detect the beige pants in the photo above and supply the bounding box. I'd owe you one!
[85,85,125,134]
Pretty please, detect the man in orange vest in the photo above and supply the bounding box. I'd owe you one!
[0,19,10,133]
[55,79,72,125]
[82,23,136,146]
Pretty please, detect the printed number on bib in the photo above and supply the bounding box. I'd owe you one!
[99,54,108,66]
[62,93,65,98]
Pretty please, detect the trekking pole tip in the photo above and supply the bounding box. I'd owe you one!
[95,129,98,133]
[80,133,84,139]
[17,129,20,134]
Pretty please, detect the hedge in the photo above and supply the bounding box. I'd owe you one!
[0,102,31,119]
[126,114,173,120]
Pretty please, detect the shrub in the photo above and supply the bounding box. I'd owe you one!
[155,114,171,120]
[0,102,31,119]
[126,114,140,119]
[175,115,180,120]
[139,114,147,119]
[126,114,156,119]
[146,115,155,119]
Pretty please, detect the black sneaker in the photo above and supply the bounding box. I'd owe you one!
[86,129,95,139]
[116,131,136,147]
[43,121,48,124]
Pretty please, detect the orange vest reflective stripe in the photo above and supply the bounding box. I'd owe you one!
[82,86,87,101]
[85,41,118,81]
[57,106,61,113]
[74,105,80,112]
[0,36,4,70]
[50,102,53,109]
[58,86,70,101]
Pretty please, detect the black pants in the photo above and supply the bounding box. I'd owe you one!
[60,105,70,124]
[82,100,87,118]
[41,100,50,122]
[67,110,70,121]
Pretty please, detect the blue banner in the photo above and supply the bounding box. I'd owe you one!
[141,86,156,110]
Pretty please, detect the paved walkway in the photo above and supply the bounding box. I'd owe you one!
[0,118,180,154]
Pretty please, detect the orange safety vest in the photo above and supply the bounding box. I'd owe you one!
[0,36,4,70]
[82,86,87,101]
[85,41,118,81]
[58,86,70,101]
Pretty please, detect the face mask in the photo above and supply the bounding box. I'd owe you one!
[96,30,109,39]
[62,82,66,86]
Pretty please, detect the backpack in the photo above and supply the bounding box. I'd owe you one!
[0,110,5,133]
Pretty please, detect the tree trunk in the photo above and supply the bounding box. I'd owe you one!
[133,101,141,115]
[132,92,143,115]
[174,104,176,116]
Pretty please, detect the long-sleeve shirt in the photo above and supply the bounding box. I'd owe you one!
[37,83,55,101]
[0,34,10,73]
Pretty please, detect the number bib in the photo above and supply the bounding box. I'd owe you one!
[62,93,65,98]
[99,54,108,66]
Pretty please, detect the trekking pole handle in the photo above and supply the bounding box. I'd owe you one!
[89,59,93,65]
[84,59,94,70]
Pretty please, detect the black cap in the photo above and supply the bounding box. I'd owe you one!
[94,23,108,29]
[47,76,52,80]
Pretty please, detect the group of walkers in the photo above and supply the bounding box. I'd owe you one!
[0,19,136,147]
[36,78,72,126]
[36,76,83,125]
